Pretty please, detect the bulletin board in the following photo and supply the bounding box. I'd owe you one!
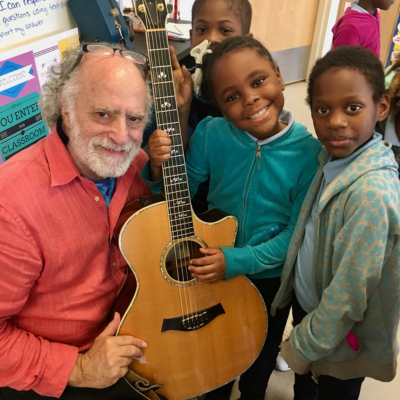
[0,0,77,53]
[0,27,79,164]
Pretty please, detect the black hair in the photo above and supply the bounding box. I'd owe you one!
[201,36,275,105]
[307,46,385,106]
[192,0,252,34]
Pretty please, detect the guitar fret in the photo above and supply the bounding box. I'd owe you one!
[163,164,186,171]
[158,107,178,112]
[168,206,192,216]
[152,80,173,85]
[169,212,193,221]
[172,231,196,240]
[170,224,195,233]
[149,47,169,51]
[154,95,175,100]
[151,64,170,68]
[166,194,191,205]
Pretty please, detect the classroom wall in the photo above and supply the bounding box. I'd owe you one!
[248,0,320,83]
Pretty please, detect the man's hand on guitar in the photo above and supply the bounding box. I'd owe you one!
[68,312,147,389]
[189,247,226,283]
[148,129,172,181]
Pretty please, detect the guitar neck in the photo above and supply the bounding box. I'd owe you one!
[146,29,194,240]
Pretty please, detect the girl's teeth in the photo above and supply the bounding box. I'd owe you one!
[250,107,268,119]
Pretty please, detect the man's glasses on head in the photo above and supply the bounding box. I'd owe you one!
[73,44,149,73]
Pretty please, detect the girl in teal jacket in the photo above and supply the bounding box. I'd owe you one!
[144,36,321,400]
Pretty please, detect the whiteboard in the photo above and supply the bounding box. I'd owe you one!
[0,0,77,53]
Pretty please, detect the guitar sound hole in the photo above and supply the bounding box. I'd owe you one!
[165,240,204,282]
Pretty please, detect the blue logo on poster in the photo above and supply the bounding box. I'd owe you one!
[0,61,34,99]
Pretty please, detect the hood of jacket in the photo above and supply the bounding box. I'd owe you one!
[318,134,398,210]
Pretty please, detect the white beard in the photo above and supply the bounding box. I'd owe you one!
[67,117,141,180]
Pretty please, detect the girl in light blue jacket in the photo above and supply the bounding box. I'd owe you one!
[273,46,400,400]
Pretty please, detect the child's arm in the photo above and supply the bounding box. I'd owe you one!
[141,119,211,199]
[280,176,400,373]
[223,162,318,280]
[332,22,361,49]
[170,46,193,150]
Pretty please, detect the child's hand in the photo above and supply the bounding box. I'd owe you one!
[170,46,193,115]
[189,248,226,283]
[148,130,171,181]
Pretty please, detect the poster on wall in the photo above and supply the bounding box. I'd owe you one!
[0,27,79,164]
[0,0,77,53]
[386,12,400,68]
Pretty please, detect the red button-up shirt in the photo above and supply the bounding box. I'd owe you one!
[0,129,150,396]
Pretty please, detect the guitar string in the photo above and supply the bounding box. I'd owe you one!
[159,25,196,329]
[156,18,198,328]
[144,8,186,322]
[154,12,194,327]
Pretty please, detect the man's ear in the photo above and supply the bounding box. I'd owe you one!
[60,99,71,134]
[275,65,285,92]
[377,93,390,122]
[246,32,253,38]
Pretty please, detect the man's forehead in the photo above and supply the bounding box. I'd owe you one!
[80,55,143,81]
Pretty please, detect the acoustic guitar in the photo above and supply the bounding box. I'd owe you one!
[114,1,267,399]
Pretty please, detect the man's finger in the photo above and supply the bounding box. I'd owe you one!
[113,335,147,349]
[100,312,120,337]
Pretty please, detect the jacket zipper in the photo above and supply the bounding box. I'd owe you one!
[256,145,262,171]
[239,145,262,243]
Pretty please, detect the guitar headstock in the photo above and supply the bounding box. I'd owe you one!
[133,0,173,30]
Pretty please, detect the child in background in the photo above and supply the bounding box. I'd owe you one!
[332,0,395,58]
[144,36,321,400]
[144,0,253,214]
[143,0,253,148]
[376,68,400,172]
[272,46,400,400]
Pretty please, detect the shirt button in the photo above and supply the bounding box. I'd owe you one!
[112,262,116,266]
[94,196,100,202]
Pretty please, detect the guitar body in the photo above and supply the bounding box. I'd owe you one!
[117,200,267,400]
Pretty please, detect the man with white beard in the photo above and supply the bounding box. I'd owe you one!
[0,44,163,400]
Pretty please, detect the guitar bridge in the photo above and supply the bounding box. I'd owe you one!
[161,303,225,332]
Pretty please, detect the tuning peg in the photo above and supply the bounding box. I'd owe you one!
[123,6,135,14]
[167,4,173,14]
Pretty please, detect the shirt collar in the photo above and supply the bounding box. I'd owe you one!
[245,109,294,145]
[351,1,373,14]
[45,123,82,187]
[323,134,382,184]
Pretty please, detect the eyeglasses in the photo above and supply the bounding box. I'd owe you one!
[73,44,149,71]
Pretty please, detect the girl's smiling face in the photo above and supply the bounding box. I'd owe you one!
[311,68,389,158]
[211,48,286,140]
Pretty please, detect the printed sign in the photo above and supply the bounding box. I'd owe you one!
[0,27,79,164]
[0,91,47,161]
[386,14,400,68]
[0,0,76,52]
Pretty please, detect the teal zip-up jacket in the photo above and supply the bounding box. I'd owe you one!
[272,137,400,381]
[143,111,321,280]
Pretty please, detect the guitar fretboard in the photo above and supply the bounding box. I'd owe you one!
[146,30,195,241]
